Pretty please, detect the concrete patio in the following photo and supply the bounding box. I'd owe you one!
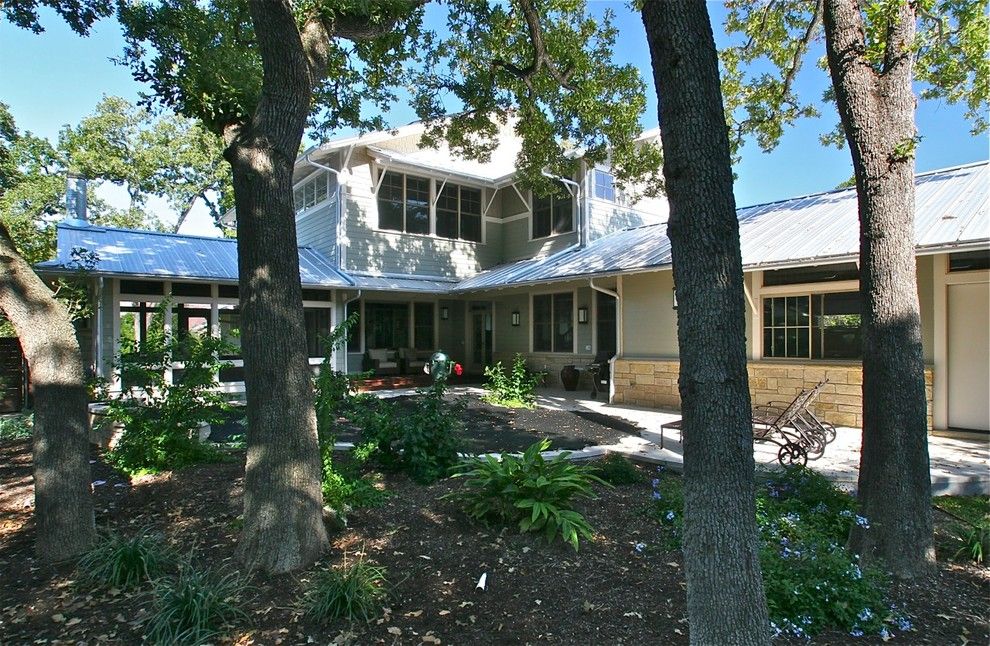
[526,386,990,496]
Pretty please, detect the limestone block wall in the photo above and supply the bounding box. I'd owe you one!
[611,358,935,430]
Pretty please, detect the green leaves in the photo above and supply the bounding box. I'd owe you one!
[482,353,544,408]
[448,438,609,551]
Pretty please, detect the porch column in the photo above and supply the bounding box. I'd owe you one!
[110,278,121,390]
[932,254,948,430]
[163,281,173,386]
[749,270,763,360]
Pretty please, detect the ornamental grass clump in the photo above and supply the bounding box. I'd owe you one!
[448,438,609,551]
[143,563,247,646]
[77,528,176,589]
[300,558,389,624]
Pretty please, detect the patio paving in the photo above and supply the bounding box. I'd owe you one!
[527,386,990,496]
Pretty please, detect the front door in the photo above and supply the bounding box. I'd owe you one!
[469,306,493,373]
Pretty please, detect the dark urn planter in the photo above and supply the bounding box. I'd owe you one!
[560,365,580,391]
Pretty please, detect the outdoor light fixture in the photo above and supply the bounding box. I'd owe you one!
[511,311,521,326]
[672,287,678,310]
[440,306,449,320]
[577,307,589,324]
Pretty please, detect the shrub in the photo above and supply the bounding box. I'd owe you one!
[934,495,990,564]
[449,438,609,550]
[647,466,903,640]
[0,412,32,441]
[950,518,990,564]
[101,319,233,475]
[483,354,544,408]
[144,564,247,646]
[77,528,175,588]
[359,378,463,484]
[591,453,643,485]
[300,558,389,624]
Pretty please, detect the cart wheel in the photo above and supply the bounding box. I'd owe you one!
[822,423,837,444]
[778,442,808,468]
[802,438,825,460]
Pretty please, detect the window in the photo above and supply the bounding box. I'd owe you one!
[377,171,429,234]
[594,169,616,202]
[364,302,409,349]
[532,192,573,239]
[304,308,332,357]
[414,302,435,350]
[437,183,482,242]
[763,263,859,287]
[218,308,241,358]
[346,300,361,353]
[762,291,862,359]
[293,173,328,213]
[949,249,990,272]
[533,292,574,353]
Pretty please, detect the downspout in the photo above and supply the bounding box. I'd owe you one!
[342,289,362,374]
[590,277,621,403]
[94,276,104,379]
[303,152,349,271]
[542,170,584,249]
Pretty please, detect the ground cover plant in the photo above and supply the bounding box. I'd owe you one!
[143,563,247,646]
[0,411,32,441]
[448,438,609,551]
[300,557,389,624]
[482,353,544,408]
[934,495,990,564]
[77,528,176,588]
[649,466,908,640]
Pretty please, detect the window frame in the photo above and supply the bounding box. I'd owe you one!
[759,282,864,361]
[530,191,575,240]
[436,182,483,243]
[530,290,577,354]
[373,166,487,244]
[293,172,331,216]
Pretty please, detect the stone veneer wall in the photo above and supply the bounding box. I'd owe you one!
[611,358,934,430]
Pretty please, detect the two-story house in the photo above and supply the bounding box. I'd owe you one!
[38,122,990,434]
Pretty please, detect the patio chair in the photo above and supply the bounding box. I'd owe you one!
[366,348,400,376]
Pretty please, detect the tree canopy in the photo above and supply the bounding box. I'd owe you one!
[719,0,989,154]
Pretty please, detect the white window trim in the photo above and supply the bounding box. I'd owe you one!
[759,283,863,362]
[529,189,576,242]
[372,165,487,245]
[529,288,578,354]
[293,171,332,218]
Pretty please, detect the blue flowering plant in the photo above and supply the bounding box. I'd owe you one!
[646,467,684,551]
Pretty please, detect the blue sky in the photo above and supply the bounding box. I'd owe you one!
[1,2,985,234]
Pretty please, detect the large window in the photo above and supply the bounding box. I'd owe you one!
[763,292,862,360]
[533,292,574,353]
[364,302,410,349]
[304,308,332,357]
[293,173,328,213]
[437,183,482,242]
[532,192,573,239]
[414,302,435,350]
[594,169,622,203]
[377,171,429,234]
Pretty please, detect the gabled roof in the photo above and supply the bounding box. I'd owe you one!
[455,161,989,291]
[37,223,352,288]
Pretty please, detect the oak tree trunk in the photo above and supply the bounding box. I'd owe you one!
[822,0,935,579]
[227,0,329,573]
[642,2,770,644]
[0,222,95,561]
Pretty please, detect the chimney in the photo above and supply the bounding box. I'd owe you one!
[64,173,88,225]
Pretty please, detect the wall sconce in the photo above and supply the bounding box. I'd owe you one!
[440,306,449,321]
[672,287,678,310]
[577,307,589,324]
[511,311,521,327]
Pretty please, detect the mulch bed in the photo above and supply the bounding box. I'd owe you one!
[1,437,988,645]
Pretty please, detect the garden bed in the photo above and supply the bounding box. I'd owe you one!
[0,437,987,645]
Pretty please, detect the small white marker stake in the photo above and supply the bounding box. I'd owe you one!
[476,572,487,591]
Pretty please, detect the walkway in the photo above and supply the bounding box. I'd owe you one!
[528,387,990,496]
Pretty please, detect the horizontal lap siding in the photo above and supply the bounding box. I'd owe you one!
[296,201,336,264]
[343,161,501,279]
[586,194,669,242]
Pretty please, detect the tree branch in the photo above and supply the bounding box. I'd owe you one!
[492,0,576,92]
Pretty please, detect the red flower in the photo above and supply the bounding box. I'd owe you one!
[453,362,463,376]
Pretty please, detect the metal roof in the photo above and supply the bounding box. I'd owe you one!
[738,161,989,269]
[37,223,352,287]
[346,272,459,294]
[456,161,989,290]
